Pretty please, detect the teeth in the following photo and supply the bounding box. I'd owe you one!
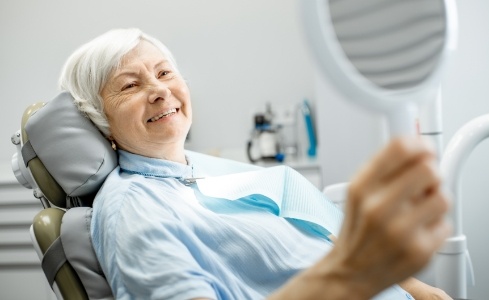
[150,108,177,122]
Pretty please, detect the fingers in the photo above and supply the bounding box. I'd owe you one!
[409,191,450,229]
[380,190,451,271]
[397,216,452,271]
[369,149,449,233]
[364,154,450,252]
[344,137,440,231]
[368,156,443,219]
[386,192,451,246]
[404,190,452,251]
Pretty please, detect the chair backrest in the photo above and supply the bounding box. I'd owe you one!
[11,92,117,299]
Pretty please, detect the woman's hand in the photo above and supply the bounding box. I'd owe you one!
[330,136,451,297]
[269,137,452,300]
[400,277,453,300]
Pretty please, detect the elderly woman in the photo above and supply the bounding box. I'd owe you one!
[59,28,452,300]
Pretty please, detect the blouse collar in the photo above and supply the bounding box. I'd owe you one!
[118,150,194,179]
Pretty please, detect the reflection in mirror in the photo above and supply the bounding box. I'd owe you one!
[329,0,446,90]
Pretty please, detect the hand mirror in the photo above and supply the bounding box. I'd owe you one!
[300,0,457,137]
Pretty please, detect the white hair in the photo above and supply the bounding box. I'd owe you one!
[59,28,179,137]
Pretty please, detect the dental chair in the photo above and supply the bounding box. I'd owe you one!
[11,92,117,300]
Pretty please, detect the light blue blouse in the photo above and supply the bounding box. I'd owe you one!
[91,150,413,299]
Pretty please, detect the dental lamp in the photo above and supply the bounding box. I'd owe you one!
[299,0,470,298]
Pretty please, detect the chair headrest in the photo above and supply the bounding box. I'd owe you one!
[24,92,118,201]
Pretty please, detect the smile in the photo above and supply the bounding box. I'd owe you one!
[148,108,178,122]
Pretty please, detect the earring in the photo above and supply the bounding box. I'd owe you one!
[111,140,117,151]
